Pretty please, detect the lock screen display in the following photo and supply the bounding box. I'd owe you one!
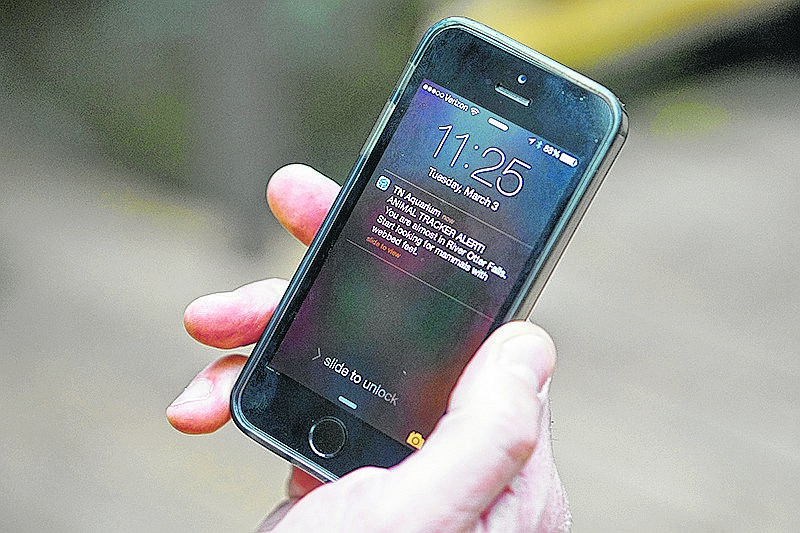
[269,80,582,447]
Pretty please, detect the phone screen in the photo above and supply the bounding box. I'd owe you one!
[268,79,583,447]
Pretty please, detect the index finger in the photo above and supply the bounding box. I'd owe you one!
[267,164,340,246]
[184,165,340,349]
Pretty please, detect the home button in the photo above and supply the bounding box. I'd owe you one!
[308,417,347,458]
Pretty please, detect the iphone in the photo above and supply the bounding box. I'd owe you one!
[231,17,628,480]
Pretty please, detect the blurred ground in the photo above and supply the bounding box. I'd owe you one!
[0,119,304,530]
[2,4,800,533]
[545,62,800,531]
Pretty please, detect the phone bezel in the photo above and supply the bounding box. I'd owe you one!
[231,17,628,481]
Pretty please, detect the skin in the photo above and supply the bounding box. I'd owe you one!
[167,164,572,532]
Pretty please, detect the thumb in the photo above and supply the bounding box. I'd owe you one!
[388,321,556,529]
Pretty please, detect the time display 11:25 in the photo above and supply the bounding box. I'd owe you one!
[432,124,530,198]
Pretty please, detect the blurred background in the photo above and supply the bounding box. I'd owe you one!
[1,0,798,531]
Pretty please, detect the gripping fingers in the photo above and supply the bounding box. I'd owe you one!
[184,278,289,349]
[167,354,247,434]
[267,164,340,246]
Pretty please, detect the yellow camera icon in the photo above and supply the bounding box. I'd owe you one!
[405,431,425,450]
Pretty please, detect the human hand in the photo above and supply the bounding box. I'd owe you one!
[167,164,571,532]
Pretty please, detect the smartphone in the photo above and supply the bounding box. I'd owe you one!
[231,17,627,481]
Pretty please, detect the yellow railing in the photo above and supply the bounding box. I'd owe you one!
[445,0,790,68]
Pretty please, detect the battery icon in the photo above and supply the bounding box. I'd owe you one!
[559,152,579,167]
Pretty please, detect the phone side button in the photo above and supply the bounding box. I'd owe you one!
[308,417,347,459]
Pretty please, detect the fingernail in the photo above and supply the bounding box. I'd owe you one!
[169,378,213,407]
[498,333,554,394]
[536,377,552,403]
